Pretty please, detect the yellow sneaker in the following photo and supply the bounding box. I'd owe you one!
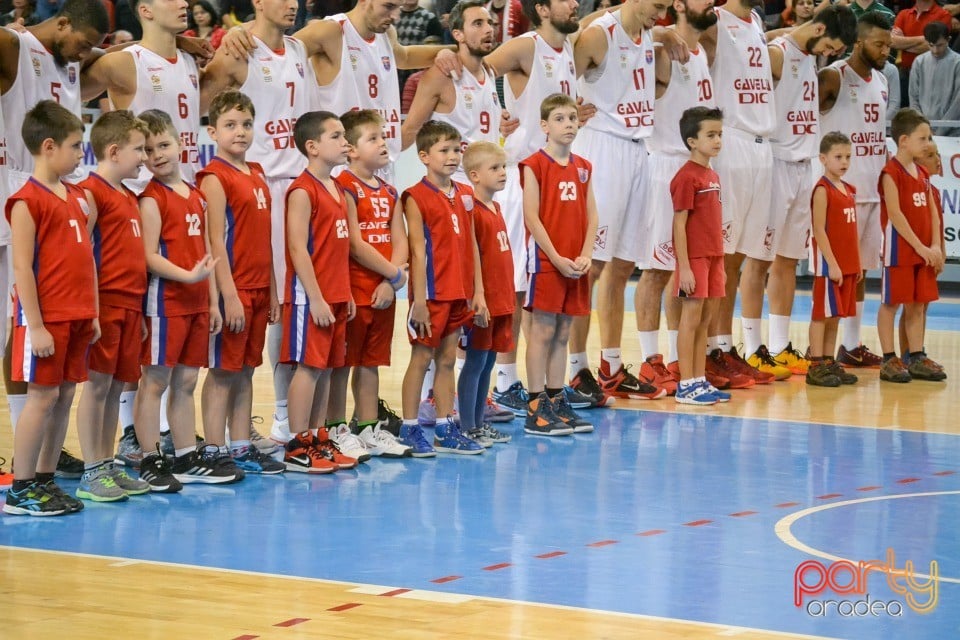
[746,345,792,380]
[773,342,810,375]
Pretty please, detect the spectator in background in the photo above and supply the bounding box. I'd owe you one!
[487,0,528,43]
[114,0,142,39]
[221,0,255,27]
[1,0,40,25]
[396,0,442,90]
[780,0,815,27]
[33,0,60,20]
[435,0,457,42]
[848,0,896,23]
[310,0,355,19]
[882,59,901,121]
[909,21,960,134]
[184,0,227,49]
[891,0,952,101]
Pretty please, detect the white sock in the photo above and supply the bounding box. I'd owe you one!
[841,303,863,350]
[568,352,588,379]
[768,314,791,354]
[8,394,26,435]
[159,389,170,434]
[742,318,762,356]
[274,400,288,423]
[230,439,250,454]
[638,331,660,361]
[667,330,679,363]
[421,361,436,401]
[600,348,622,376]
[174,446,193,458]
[495,363,519,391]
[455,357,465,380]
[717,334,733,352]
[270,412,291,443]
[680,377,697,389]
[118,390,136,429]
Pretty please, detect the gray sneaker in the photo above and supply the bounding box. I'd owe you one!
[106,462,150,495]
[880,356,912,383]
[472,422,512,444]
[114,427,143,469]
[907,355,947,381]
[249,418,279,455]
[465,427,494,448]
[76,466,128,502]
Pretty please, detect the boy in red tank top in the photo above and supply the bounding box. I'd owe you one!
[877,109,945,384]
[198,90,285,475]
[4,102,98,516]
[74,110,153,502]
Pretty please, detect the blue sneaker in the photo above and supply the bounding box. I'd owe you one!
[434,420,484,455]
[701,380,731,403]
[491,381,529,417]
[674,381,718,406]
[232,445,286,475]
[563,385,595,410]
[399,423,437,458]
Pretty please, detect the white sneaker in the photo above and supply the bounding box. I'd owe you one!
[270,414,290,443]
[331,423,372,463]
[358,423,412,458]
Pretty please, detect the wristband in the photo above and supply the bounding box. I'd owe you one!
[389,268,403,286]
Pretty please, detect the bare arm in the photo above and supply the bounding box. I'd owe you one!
[389,27,456,70]
[10,203,52,356]
[880,173,937,266]
[199,48,245,113]
[768,41,784,83]
[0,28,19,95]
[404,195,432,337]
[818,66,841,113]
[573,22,606,77]
[672,210,694,294]
[141,196,215,283]
[82,50,137,110]
[400,68,445,150]
[292,17,337,58]
[483,34,533,79]
[810,185,842,282]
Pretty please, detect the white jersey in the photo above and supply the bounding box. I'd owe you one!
[647,45,714,157]
[123,45,201,183]
[710,8,775,137]
[242,36,310,179]
[579,11,656,141]
[432,65,502,148]
[770,36,818,161]
[313,14,401,165]
[820,60,888,203]
[1,30,82,174]
[0,99,8,245]
[503,31,577,164]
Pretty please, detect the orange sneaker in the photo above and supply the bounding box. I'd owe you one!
[316,427,358,470]
[0,457,12,492]
[284,432,337,474]
[597,365,667,400]
[639,355,678,396]
[724,347,775,385]
[706,349,755,389]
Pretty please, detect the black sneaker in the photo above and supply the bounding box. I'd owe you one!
[377,398,403,436]
[171,445,238,484]
[43,480,84,512]
[214,448,245,483]
[524,392,573,437]
[55,448,84,479]
[492,381,530,417]
[139,450,183,493]
[3,481,68,516]
[568,368,613,408]
[551,394,594,433]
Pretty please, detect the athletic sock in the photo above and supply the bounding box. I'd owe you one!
[768,314,791,354]
[742,318,762,356]
[600,348,622,377]
[568,352,589,380]
[118,390,136,430]
[637,331,659,361]
[667,330,679,363]
[8,394,26,434]
[495,363,519,392]
[841,302,863,350]
[421,361,436,402]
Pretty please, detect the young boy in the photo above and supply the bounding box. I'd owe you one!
[328,109,411,459]
[4,101,97,516]
[74,110,153,501]
[137,109,231,491]
[521,94,596,435]
[877,109,945,383]
[458,141,515,444]
[279,110,358,473]
[401,120,484,455]
[198,90,285,475]
[807,132,861,388]
[671,107,730,406]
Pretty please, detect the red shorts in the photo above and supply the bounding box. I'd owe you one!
[407,299,473,349]
[524,271,590,316]
[812,274,858,320]
[209,288,270,372]
[675,256,726,299]
[281,301,348,369]
[881,264,939,305]
[460,313,515,353]
[142,313,210,368]
[13,319,94,386]
[88,304,143,382]
[345,304,395,367]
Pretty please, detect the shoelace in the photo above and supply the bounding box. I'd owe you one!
[373,427,402,446]
[478,424,507,439]
[755,347,781,367]
[783,344,807,360]
[406,425,432,449]
[334,427,367,452]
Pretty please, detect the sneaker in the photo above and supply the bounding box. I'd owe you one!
[283,432,337,474]
[773,342,810,375]
[907,355,947,381]
[666,360,682,384]
[114,428,143,469]
[879,357,912,383]
[43,480,84,512]
[675,380,718,406]
[0,458,12,492]
[569,368,615,407]
[357,423,412,458]
[55,448,84,479]
[702,381,731,402]
[552,394,594,433]
[471,423,512,444]
[746,345,793,381]
[171,445,239,484]
[316,427,358,469]
[805,361,841,387]
[330,423,372,463]
[270,414,290,442]
[826,359,858,385]
[597,365,667,400]
[524,392,574,436]
[377,398,404,435]
[3,481,67,516]
[139,451,183,492]
[491,381,530,417]
[465,427,494,448]
[705,350,751,389]
[563,384,597,410]
[639,355,679,396]
[723,347,775,385]
[399,423,437,458]
[76,466,128,502]
[249,417,279,455]
[232,445,285,474]
[836,344,883,368]
[484,397,516,423]
[106,463,150,495]
[434,420,484,455]
[214,449,245,483]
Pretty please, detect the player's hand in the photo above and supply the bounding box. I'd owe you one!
[90,318,101,345]
[573,256,591,275]
[679,267,696,296]
[347,297,357,322]
[175,35,215,66]
[891,26,904,37]
[30,326,55,358]
[185,254,218,283]
[827,261,842,285]
[471,294,490,328]
[657,29,690,64]
[555,257,581,279]
[929,245,945,271]
[269,293,280,324]
[500,111,520,139]
[435,48,462,80]
[410,300,432,339]
[5,18,26,32]
[309,297,335,327]
[917,244,937,267]
[141,316,148,342]
[855,270,864,283]
[389,264,409,291]
[221,26,257,60]
[209,305,223,336]
[223,294,245,333]
[576,97,597,127]
[371,281,395,309]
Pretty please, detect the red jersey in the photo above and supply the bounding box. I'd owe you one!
[811,177,860,276]
[519,151,591,273]
[880,159,932,267]
[285,170,351,305]
[5,179,95,322]
[141,179,209,317]
[402,179,475,302]
[81,173,147,311]
[335,170,398,306]
[670,161,723,258]
[197,158,272,290]
[472,199,515,316]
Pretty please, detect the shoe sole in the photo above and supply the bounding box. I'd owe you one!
[284,462,336,474]
[2,504,67,516]
[909,372,947,381]
[604,389,668,400]
[235,465,286,475]
[76,489,129,503]
[879,374,912,383]
[173,474,238,484]
[486,412,516,423]
[365,446,413,458]
[572,425,594,433]
[806,379,841,387]
[410,450,438,458]
[146,482,183,493]
[523,427,574,436]
[434,446,485,455]
[674,397,717,405]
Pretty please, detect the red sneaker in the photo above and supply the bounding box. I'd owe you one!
[316,427,358,469]
[597,365,667,400]
[284,432,337,474]
[706,349,755,389]
[639,354,678,396]
[0,456,12,491]
[724,347,775,385]
[836,344,883,368]
[666,360,681,383]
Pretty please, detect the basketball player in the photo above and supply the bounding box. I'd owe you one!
[819,12,892,368]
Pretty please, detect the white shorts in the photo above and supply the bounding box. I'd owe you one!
[637,153,687,271]
[857,201,881,271]
[267,175,295,305]
[495,164,529,293]
[572,128,650,263]
[712,128,773,259]
[768,158,815,261]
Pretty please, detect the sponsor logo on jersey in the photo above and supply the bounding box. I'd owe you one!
[382,56,391,71]
[349,52,359,70]
[262,66,272,82]
[464,92,474,109]
[31,56,41,76]
[151,74,162,92]
[787,110,817,135]
[543,59,554,78]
